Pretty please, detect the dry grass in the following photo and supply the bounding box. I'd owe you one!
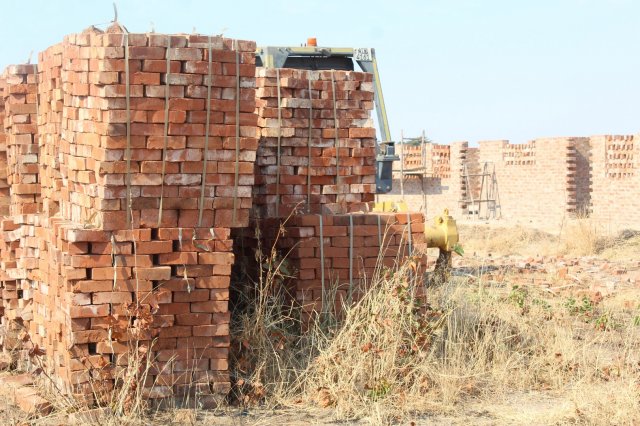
[2,219,638,425]
[460,217,640,260]
[229,222,640,425]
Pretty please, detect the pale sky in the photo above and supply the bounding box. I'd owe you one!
[1,0,638,145]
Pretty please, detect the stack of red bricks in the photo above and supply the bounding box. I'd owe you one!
[1,64,40,216]
[0,78,10,216]
[237,211,427,324]
[46,28,257,230]
[32,218,233,403]
[0,64,40,337]
[0,25,258,407]
[253,68,377,217]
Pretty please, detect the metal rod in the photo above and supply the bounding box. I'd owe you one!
[399,130,405,198]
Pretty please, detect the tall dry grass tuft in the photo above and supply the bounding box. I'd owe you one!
[229,217,316,409]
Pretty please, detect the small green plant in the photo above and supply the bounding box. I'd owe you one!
[367,379,392,401]
[532,298,552,311]
[633,315,640,327]
[453,243,464,257]
[564,296,595,316]
[594,312,618,331]
[508,285,528,309]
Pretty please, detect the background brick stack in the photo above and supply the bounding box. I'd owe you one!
[235,211,427,325]
[0,64,40,350]
[590,134,639,229]
[380,141,467,218]
[253,68,377,217]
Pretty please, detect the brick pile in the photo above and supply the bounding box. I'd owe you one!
[32,219,234,403]
[0,63,40,341]
[1,64,40,216]
[235,211,427,325]
[0,25,258,406]
[253,68,377,217]
[0,77,10,216]
[44,29,258,230]
[0,24,436,408]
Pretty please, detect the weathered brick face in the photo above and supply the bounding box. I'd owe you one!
[590,135,639,229]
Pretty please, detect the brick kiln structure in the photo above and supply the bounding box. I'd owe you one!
[385,135,639,230]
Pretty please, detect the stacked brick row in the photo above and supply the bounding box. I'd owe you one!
[0,77,8,320]
[49,29,257,230]
[0,78,10,216]
[1,64,40,216]
[236,211,427,325]
[253,68,377,217]
[37,41,64,218]
[0,64,40,340]
[29,219,233,404]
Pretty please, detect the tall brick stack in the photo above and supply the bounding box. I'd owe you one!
[253,68,377,217]
[0,25,258,407]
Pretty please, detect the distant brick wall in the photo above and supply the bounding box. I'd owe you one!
[477,138,581,225]
[590,135,640,229]
[381,141,467,219]
[387,135,640,230]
